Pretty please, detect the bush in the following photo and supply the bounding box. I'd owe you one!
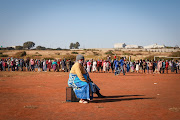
[55,53,60,55]
[81,52,85,54]
[65,55,76,60]
[84,49,99,51]
[134,53,142,55]
[171,51,180,57]
[0,54,8,57]
[56,47,62,50]
[71,52,78,54]
[15,46,23,50]
[105,50,114,55]
[92,52,99,56]
[61,55,76,61]
[46,48,53,50]
[21,51,26,56]
[15,51,26,57]
[32,54,42,56]
[36,46,46,50]
[123,52,131,55]
[6,47,15,50]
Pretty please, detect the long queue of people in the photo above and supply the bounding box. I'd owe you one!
[112,58,180,75]
[83,57,180,75]
[0,58,73,72]
[0,57,179,74]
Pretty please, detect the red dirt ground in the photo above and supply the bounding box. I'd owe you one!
[0,71,180,120]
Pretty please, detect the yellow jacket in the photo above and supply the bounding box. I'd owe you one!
[70,62,87,82]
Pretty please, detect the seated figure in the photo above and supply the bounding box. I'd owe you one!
[68,55,104,104]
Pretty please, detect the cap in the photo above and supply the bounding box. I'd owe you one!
[76,55,84,61]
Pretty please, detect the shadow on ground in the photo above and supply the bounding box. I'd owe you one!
[91,95,155,103]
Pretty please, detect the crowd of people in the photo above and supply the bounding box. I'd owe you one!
[112,57,180,75]
[84,57,180,75]
[67,54,180,104]
[0,58,72,72]
[0,57,179,74]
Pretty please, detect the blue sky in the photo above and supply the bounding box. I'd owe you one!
[0,0,179,48]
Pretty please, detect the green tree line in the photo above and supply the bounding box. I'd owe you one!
[0,41,81,50]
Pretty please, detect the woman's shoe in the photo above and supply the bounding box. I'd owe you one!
[79,99,88,104]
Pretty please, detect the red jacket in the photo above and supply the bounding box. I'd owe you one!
[97,61,101,67]
[165,62,169,68]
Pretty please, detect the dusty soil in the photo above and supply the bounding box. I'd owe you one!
[0,71,180,120]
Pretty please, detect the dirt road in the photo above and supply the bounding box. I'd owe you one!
[0,72,180,120]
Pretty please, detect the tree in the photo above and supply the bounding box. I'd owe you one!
[175,45,179,48]
[36,46,46,50]
[69,43,74,49]
[6,47,15,50]
[69,42,80,49]
[15,46,23,50]
[56,47,62,50]
[74,42,80,49]
[23,41,35,49]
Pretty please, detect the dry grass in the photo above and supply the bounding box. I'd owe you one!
[0,49,173,60]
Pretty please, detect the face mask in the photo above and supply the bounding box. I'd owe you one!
[78,60,84,65]
[78,61,82,64]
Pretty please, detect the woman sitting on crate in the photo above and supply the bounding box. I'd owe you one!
[68,55,104,104]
